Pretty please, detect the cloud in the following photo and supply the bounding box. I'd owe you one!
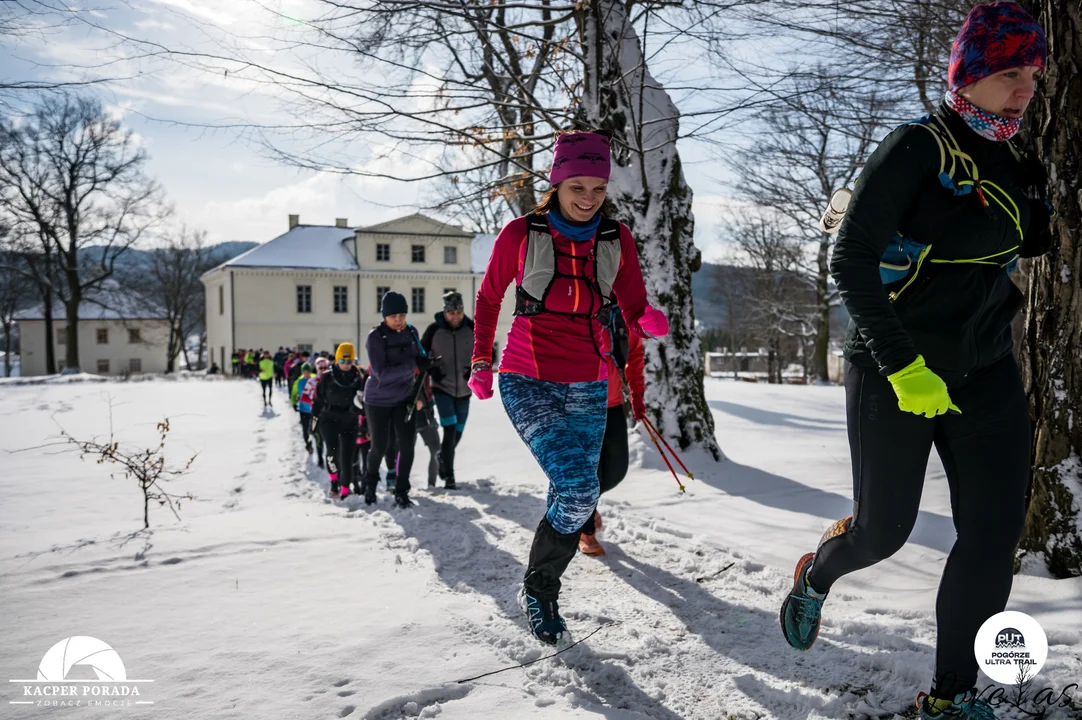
[194,168,427,244]
[146,0,237,26]
[133,19,176,32]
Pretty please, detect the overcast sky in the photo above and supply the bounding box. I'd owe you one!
[2,0,748,261]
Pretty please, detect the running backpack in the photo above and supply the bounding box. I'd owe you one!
[514,213,622,319]
[823,115,1029,303]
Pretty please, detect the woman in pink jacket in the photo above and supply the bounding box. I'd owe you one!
[469,130,669,646]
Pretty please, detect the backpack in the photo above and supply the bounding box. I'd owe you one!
[514,213,622,319]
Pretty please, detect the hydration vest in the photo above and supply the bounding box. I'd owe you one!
[876,114,1027,302]
[514,213,622,319]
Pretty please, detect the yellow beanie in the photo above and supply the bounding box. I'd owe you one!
[335,342,356,362]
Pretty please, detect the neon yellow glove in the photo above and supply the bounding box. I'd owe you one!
[887,355,961,418]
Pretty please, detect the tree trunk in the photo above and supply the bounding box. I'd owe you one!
[63,282,80,373]
[2,320,10,377]
[62,256,80,370]
[166,323,178,373]
[578,0,722,460]
[196,331,206,370]
[1017,0,1082,578]
[813,237,831,383]
[43,285,56,375]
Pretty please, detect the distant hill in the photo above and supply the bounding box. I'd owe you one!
[691,261,850,335]
[81,241,258,269]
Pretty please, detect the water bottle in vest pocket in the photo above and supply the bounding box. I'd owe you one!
[880,234,929,284]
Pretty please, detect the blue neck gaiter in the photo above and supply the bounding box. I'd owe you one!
[546,206,602,242]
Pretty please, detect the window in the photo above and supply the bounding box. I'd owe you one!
[297,343,313,354]
[128,328,141,343]
[97,359,110,374]
[411,287,425,314]
[296,285,312,313]
[333,285,348,314]
[218,285,224,315]
[56,327,66,345]
[96,328,109,345]
[444,246,457,265]
[376,286,390,310]
[376,243,390,262]
[129,358,142,373]
[411,245,425,263]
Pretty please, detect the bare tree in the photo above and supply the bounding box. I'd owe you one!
[0,223,63,373]
[728,73,890,382]
[125,226,215,373]
[0,95,167,373]
[731,0,974,117]
[723,211,811,383]
[0,250,34,376]
[426,159,517,234]
[1016,0,1081,578]
[0,0,137,104]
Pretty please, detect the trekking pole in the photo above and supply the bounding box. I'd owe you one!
[642,419,685,493]
[641,415,694,482]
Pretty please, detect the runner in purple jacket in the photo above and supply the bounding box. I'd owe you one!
[360,291,435,508]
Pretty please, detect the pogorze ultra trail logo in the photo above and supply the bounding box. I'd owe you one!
[974,611,1049,685]
[8,637,154,709]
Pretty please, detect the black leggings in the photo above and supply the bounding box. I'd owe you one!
[365,404,417,494]
[581,404,630,535]
[808,355,1030,697]
[260,378,273,402]
[320,413,359,488]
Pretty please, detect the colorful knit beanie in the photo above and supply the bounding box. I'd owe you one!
[549,132,611,186]
[948,2,1047,92]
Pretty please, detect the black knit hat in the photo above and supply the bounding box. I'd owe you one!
[381,290,409,317]
[442,291,464,312]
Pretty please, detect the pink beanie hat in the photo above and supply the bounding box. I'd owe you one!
[548,132,611,186]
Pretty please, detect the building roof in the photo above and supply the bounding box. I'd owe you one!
[208,214,478,274]
[212,225,357,272]
[358,213,473,238]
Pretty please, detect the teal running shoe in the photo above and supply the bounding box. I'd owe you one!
[780,553,827,650]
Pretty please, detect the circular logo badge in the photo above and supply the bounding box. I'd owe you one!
[37,636,127,682]
[974,611,1048,685]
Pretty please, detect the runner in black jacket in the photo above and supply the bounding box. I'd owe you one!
[780,5,1052,718]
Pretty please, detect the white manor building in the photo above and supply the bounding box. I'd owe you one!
[202,213,512,369]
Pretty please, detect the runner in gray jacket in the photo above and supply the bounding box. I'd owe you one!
[420,291,475,489]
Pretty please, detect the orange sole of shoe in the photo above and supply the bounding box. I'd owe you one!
[779,552,819,650]
[579,541,606,557]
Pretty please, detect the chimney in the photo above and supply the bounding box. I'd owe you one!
[336,218,348,228]
[288,214,299,229]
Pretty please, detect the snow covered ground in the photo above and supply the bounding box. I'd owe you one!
[1,376,1079,719]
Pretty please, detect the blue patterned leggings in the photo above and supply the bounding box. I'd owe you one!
[499,372,607,534]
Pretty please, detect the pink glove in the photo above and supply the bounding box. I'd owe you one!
[638,304,669,337]
[468,369,494,400]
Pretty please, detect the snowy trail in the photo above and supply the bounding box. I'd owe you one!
[1,377,1079,720]
[295,433,1080,717]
